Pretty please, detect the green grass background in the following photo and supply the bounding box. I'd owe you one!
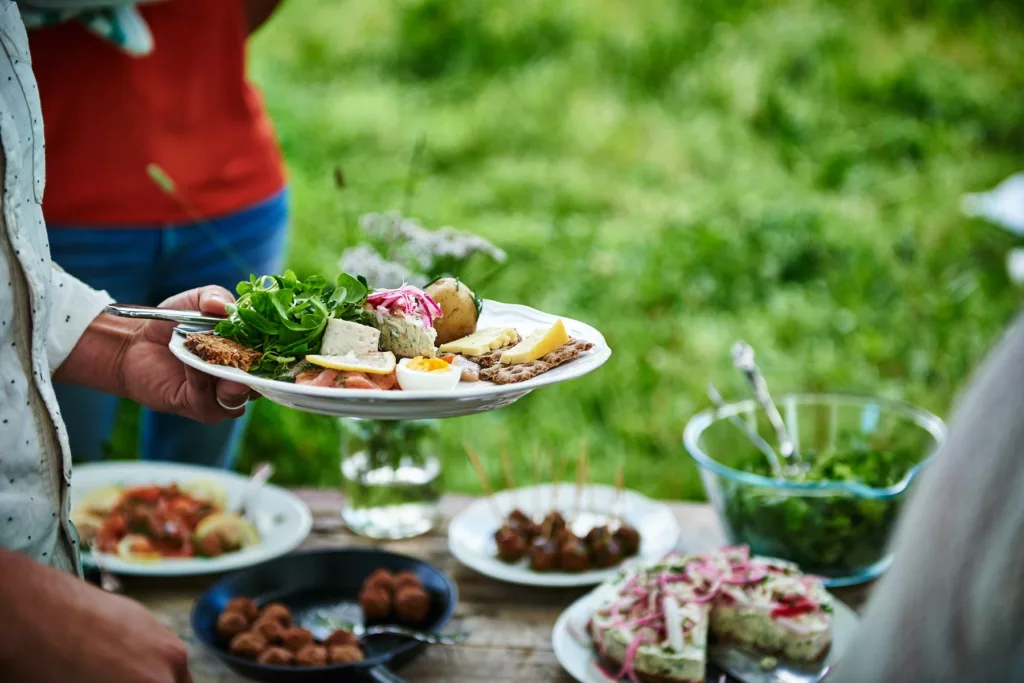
[112,0,1024,500]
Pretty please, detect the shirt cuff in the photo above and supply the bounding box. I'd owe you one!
[46,264,115,374]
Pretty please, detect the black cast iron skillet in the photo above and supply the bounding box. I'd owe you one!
[191,548,459,682]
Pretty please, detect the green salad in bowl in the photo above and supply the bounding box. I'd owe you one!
[684,394,946,586]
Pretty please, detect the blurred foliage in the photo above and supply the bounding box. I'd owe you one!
[110,0,1023,500]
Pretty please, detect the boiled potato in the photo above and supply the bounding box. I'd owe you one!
[425,278,480,345]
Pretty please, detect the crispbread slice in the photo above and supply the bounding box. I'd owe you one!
[184,333,262,372]
[471,344,512,369]
[479,338,594,384]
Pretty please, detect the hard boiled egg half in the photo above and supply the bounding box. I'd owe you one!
[396,356,462,392]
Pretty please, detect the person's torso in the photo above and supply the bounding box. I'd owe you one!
[0,0,79,573]
[27,0,286,226]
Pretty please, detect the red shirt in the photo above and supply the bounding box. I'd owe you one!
[28,0,286,226]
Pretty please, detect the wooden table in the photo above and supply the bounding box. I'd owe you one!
[128,491,873,682]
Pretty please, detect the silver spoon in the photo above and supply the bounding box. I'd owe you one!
[707,383,784,478]
[92,551,122,594]
[731,341,802,470]
[232,461,274,524]
[302,600,469,646]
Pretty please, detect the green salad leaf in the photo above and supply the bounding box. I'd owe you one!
[720,431,925,578]
[214,270,372,378]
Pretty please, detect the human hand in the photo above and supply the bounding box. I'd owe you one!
[117,286,256,422]
[0,551,192,683]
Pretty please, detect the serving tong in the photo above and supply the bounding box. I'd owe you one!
[710,646,831,683]
[105,304,223,330]
[728,341,807,476]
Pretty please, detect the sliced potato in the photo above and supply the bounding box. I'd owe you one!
[194,513,260,552]
[69,510,104,549]
[182,479,228,510]
[115,534,163,562]
[78,485,124,516]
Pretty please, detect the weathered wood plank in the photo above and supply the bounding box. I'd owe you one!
[126,491,873,682]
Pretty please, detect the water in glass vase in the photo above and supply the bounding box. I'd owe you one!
[339,420,442,539]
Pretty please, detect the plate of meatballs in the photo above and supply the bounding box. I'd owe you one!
[192,548,458,682]
[448,483,681,587]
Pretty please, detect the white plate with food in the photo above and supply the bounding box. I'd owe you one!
[448,483,681,588]
[70,462,312,576]
[155,273,611,420]
[551,546,859,683]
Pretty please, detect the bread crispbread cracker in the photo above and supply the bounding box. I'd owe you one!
[471,344,513,369]
[479,338,594,384]
[185,332,262,372]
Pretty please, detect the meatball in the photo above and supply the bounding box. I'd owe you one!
[229,631,267,660]
[529,536,560,572]
[258,602,293,627]
[295,644,329,667]
[394,586,431,623]
[257,647,295,666]
[494,525,527,563]
[393,570,422,592]
[364,568,396,595]
[225,597,259,623]
[584,525,612,549]
[329,644,365,664]
[540,511,566,539]
[280,627,315,652]
[324,629,359,648]
[217,610,250,640]
[559,536,592,573]
[512,517,542,542]
[360,586,392,621]
[614,525,641,557]
[508,508,532,526]
[590,536,624,568]
[252,618,285,644]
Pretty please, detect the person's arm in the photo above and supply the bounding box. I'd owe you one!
[0,549,193,683]
[53,283,253,421]
[829,313,1024,682]
[243,0,282,35]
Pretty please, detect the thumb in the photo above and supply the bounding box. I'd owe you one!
[197,286,235,317]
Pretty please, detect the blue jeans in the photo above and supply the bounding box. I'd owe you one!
[48,190,289,468]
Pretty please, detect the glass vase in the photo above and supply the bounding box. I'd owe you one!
[339,419,442,539]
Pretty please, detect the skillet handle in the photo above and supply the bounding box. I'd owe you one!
[368,666,406,683]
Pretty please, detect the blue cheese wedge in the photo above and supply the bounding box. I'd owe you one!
[320,319,381,356]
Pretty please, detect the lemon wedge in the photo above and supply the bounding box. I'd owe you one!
[305,351,397,375]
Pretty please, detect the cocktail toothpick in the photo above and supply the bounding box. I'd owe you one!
[614,461,625,525]
[573,440,588,523]
[463,442,503,522]
[500,441,518,512]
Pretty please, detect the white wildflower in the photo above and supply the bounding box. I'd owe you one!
[337,244,426,290]
[352,211,505,280]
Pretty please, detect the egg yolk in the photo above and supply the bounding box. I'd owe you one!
[407,357,451,372]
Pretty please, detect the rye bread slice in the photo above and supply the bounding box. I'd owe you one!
[184,333,262,372]
[479,338,594,385]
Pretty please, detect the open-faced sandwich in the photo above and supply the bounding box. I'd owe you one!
[183,271,595,392]
[588,546,832,682]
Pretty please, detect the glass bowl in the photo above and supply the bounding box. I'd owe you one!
[683,393,946,586]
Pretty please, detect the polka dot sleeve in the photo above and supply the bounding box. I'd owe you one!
[45,263,114,374]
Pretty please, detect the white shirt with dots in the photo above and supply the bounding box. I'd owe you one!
[0,2,113,573]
